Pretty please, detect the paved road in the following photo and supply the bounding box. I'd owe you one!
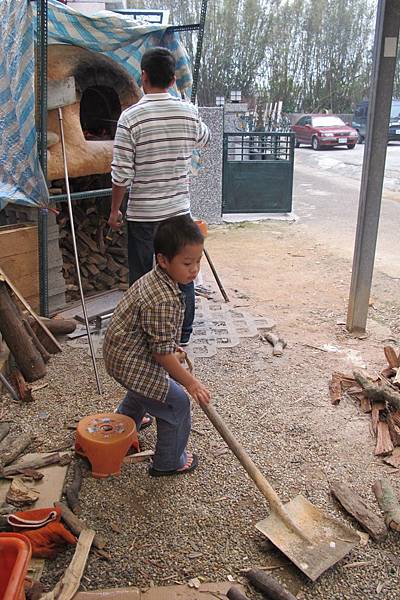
[293,144,400,278]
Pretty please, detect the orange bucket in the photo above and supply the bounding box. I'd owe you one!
[0,533,32,600]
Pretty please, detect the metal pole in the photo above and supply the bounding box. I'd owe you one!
[203,248,229,302]
[191,0,208,103]
[58,108,103,395]
[36,0,49,317]
[346,0,400,333]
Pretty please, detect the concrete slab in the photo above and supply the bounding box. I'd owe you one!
[223,212,297,222]
[57,290,123,321]
[0,453,69,509]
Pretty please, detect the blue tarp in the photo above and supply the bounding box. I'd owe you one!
[0,1,48,210]
[0,0,193,209]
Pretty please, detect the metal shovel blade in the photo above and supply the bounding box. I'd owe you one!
[256,494,360,581]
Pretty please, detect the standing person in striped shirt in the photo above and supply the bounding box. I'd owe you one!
[108,47,210,346]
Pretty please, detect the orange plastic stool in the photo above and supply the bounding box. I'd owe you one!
[75,413,139,478]
[0,533,32,600]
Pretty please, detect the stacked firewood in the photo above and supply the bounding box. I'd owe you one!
[330,346,400,462]
[57,199,129,302]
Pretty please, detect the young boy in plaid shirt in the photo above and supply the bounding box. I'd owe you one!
[103,215,210,476]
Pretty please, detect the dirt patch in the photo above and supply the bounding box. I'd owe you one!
[2,221,400,599]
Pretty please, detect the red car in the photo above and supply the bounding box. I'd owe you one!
[292,114,358,150]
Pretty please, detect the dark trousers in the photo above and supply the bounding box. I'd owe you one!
[116,380,191,471]
[127,220,194,343]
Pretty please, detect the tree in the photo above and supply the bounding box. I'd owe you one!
[128,0,378,113]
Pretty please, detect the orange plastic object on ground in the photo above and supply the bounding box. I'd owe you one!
[195,219,208,238]
[0,533,32,600]
[75,413,139,478]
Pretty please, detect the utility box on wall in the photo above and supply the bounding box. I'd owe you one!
[0,224,39,311]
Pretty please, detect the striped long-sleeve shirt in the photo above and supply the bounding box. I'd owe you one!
[111,93,210,222]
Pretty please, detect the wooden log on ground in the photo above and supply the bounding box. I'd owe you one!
[2,452,62,477]
[0,423,10,444]
[227,588,251,600]
[0,433,34,469]
[22,318,51,364]
[264,332,287,356]
[10,370,33,402]
[373,479,400,531]
[40,528,95,600]
[54,502,107,550]
[0,281,46,382]
[387,414,400,447]
[330,480,387,542]
[384,447,400,468]
[0,267,62,354]
[244,569,297,600]
[375,421,394,456]
[65,460,83,515]
[329,372,343,405]
[384,346,400,369]
[354,370,400,411]
[29,316,77,336]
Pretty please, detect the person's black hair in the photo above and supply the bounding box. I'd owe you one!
[141,47,176,89]
[154,215,204,260]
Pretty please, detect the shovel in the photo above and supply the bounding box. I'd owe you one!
[201,403,360,581]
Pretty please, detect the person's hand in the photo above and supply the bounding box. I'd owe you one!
[186,379,210,407]
[108,210,123,231]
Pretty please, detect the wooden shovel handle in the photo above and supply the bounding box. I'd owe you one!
[201,403,310,540]
[201,403,285,516]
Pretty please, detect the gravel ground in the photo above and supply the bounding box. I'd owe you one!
[2,222,400,599]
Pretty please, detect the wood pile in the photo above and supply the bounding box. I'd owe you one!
[57,199,129,302]
[0,269,76,401]
[330,345,400,463]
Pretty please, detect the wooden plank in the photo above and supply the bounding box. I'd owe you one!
[0,268,62,353]
[0,225,39,310]
[375,421,394,456]
[384,346,400,369]
[0,225,38,259]
[330,480,387,542]
[40,528,95,600]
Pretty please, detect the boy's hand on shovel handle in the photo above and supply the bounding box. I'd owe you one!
[186,378,210,406]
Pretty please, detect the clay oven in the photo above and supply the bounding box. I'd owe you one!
[46,44,142,302]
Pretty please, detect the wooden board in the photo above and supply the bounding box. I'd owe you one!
[0,224,39,311]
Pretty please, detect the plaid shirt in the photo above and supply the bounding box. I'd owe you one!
[103,265,184,401]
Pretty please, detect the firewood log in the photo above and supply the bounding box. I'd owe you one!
[0,281,46,382]
[244,569,297,600]
[354,370,400,411]
[373,479,400,531]
[0,433,34,470]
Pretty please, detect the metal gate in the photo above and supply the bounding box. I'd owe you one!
[222,132,295,214]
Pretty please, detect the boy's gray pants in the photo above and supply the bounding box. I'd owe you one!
[116,379,191,471]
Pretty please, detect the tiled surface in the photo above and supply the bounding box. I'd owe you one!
[67,286,275,361]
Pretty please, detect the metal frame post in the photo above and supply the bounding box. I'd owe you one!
[191,0,208,103]
[347,0,400,333]
[36,0,49,317]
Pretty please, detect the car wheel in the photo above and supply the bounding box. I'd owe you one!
[295,137,300,148]
[311,136,319,151]
[357,131,364,144]
[347,143,356,150]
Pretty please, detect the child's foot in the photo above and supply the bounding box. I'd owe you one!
[139,414,153,430]
[148,452,198,477]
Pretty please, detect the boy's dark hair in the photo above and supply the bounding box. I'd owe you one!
[141,47,176,89]
[154,215,204,260]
